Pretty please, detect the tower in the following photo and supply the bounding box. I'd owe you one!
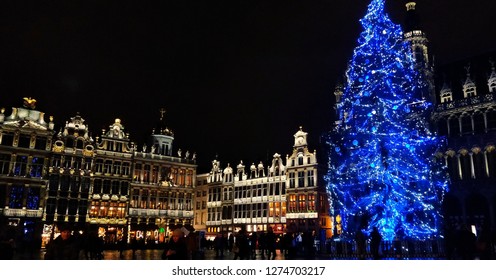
[149,108,174,156]
[403,1,435,103]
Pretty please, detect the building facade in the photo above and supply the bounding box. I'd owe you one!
[129,112,196,244]
[43,113,94,247]
[0,100,197,250]
[195,127,331,240]
[431,54,496,233]
[0,99,55,250]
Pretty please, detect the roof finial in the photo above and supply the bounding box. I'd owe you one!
[160,108,166,120]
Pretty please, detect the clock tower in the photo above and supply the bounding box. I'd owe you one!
[293,126,308,148]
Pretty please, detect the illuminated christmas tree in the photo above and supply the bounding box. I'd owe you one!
[325,0,449,241]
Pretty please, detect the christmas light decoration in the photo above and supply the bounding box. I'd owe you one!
[325,0,449,241]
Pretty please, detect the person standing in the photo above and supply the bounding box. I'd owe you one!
[214,232,225,258]
[233,228,249,260]
[44,224,80,260]
[355,229,367,260]
[370,227,382,260]
[162,229,188,260]
[265,227,277,260]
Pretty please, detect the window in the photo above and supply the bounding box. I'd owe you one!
[93,179,102,194]
[57,199,68,215]
[131,189,139,208]
[1,133,14,146]
[81,177,90,193]
[26,188,40,210]
[463,85,477,98]
[298,171,305,188]
[73,157,82,170]
[140,190,149,208]
[307,170,315,187]
[289,194,296,212]
[113,161,121,175]
[490,81,496,93]
[0,153,11,175]
[35,137,47,150]
[103,180,111,193]
[18,135,31,148]
[60,175,70,192]
[112,181,120,195]
[95,159,104,173]
[70,177,80,196]
[298,194,306,211]
[76,139,84,149]
[68,199,78,216]
[289,172,295,188]
[13,155,28,176]
[120,182,129,195]
[158,191,167,210]
[104,160,112,174]
[308,193,315,211]
[122,162,130,176]
[150,190,157,208]
[9,185,24,208]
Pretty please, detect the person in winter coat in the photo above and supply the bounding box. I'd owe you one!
[162,229,188,260]
[44,224,80,260]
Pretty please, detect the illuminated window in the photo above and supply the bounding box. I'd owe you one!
[298,194,306,212]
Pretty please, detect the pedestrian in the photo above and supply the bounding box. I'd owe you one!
[162,229,188,260]
[370,227,382,260]
[233,228,249,260]
[214,232,224,258]
[265,227,277,260]
[44,223,80,260]
[118,237,127,258]
[228,233,234,252]
[258,231,267,259]
[355,229,367,260]
[249,232,258,259]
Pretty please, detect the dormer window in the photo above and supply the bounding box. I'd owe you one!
[463,66,477,98]
[463,85,477,98]
[440,90,452,103]
[490,81,496,93]
[488,61,496,93]
[298,155,304,166]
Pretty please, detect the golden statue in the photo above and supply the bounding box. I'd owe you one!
[23,97,37,109]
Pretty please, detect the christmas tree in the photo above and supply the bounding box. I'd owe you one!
[325,0,449,241]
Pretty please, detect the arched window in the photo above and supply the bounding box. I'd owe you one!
[446,152,461,181]
[487,110,496,130]
[460,114,473,135]
[449,117,460,137]
[473,112,485,133]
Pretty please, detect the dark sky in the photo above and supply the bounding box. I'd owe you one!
[1,0,496,173]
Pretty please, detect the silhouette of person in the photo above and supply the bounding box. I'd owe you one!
[162,229,188,260]
[355,229,367,260]
[370,227,382,260]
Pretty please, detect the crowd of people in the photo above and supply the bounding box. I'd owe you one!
[200,227,317,260]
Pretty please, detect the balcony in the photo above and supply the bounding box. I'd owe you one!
[3,208,43,218]
[128,208,193,218]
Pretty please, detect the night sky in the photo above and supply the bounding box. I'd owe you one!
[1,0,496,173]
